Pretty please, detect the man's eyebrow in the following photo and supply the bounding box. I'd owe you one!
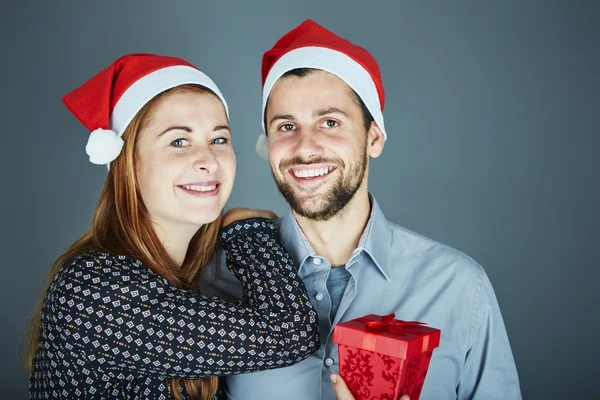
[269,114,296,127]
[313,107,349,118]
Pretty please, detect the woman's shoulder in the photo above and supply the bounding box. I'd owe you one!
[58,251,150,280]
[67,251,141,267]
[47,251,171,302]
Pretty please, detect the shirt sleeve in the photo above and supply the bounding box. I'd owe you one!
[458,270,522,399]
[47,218,319,380]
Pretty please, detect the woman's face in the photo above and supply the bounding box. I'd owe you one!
[135,88,236,234]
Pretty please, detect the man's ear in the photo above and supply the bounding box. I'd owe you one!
[366,122,385,158]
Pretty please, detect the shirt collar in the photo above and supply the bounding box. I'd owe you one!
[278,209,314,270]
[278,194,392,281]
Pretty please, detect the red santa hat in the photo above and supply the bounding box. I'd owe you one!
[62,53,228,166]
[256,19,386,159]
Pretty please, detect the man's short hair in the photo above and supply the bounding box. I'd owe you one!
[263,68,375,133]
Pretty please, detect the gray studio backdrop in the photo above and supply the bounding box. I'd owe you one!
[2,1,598,398]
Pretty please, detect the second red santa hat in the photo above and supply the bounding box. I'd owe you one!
[257,19,386,159]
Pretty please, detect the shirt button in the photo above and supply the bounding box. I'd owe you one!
[312,257,322,265]
[315,293,324,301]
[325,357,335,367]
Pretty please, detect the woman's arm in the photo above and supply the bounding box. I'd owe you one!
[45,218,319,379]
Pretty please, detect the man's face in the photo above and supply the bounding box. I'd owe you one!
[265,70,383,221]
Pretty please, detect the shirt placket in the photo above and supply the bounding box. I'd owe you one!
[317,255,362,400]
[300,256,332,353]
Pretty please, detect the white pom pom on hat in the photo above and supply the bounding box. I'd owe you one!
[256,19,387,160]
[62,53,228,167]
[85,129,124,165]
[255,133,269,160]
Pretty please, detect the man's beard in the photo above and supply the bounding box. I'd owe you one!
[272,146,368,222]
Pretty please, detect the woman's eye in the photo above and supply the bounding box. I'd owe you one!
[212,137,229,145]
[171,138,190,148]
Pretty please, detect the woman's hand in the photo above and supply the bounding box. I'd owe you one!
[330,374,410,400]
[222,207,278,227]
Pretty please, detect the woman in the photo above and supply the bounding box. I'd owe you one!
[25,53,319,399]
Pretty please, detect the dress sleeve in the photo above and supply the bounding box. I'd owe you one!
[47,218,319,379]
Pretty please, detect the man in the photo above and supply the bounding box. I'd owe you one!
[201,19,521,399]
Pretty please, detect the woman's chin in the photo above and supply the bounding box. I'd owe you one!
[186,207,223,226]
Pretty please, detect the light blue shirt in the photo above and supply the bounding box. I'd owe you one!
[200,197,522,399]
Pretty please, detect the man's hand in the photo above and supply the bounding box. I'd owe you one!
[222,207,278,227]
[330,374,410,400]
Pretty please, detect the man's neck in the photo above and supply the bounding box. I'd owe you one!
[294,191,371,267]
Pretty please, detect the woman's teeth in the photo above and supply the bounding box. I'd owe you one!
[181,184,217,192]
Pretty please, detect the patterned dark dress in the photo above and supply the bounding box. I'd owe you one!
[29,218,319,399]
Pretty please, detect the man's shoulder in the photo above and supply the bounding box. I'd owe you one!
[385,219,485,277]
[199,248,243,300]
[274,215,284,228]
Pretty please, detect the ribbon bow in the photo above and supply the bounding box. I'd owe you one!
[365,313,425,333]
[361,313,430,353]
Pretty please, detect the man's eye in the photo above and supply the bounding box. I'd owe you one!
[212,137,229,145]
[323,120,339,128]
[280,124,295,132]
[171,138,190,148]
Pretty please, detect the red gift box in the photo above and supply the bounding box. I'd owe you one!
[332,313,441,400]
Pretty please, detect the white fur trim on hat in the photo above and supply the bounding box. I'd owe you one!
[255,133,269,160]
[110,65,229,136]
[261,46,386,142]
[86,128,124,165]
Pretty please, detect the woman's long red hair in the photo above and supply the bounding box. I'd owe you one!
[24,85,221,399]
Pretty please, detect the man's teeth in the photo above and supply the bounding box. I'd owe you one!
[293,167,334,178]
[181,184,217,192]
